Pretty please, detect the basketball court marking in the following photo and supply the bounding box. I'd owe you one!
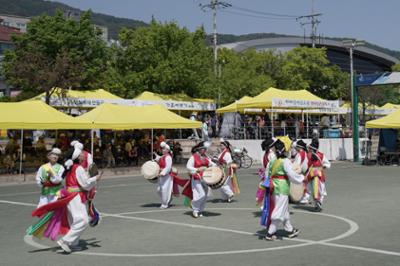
[24,207,361,257]
[2,199,397,258]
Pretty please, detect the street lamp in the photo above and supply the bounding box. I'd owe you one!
[342,39,364,162]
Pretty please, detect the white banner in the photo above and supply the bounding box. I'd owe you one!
[43,97,216,111]
[272,98,340,109]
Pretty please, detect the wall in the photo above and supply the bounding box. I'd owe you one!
[228,138,365,163]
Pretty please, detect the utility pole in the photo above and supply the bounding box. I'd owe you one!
[297,0,321,47]
[342,39,364,162]
[200,1,231,107]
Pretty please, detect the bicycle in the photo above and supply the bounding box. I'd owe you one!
[232,147,253,169]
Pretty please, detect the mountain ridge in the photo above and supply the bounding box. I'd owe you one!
[1,0,399,60]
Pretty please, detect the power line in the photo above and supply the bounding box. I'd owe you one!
[229,5,299,18]
[220,9,297,21]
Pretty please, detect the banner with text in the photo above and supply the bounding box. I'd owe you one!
[272,98,340,109]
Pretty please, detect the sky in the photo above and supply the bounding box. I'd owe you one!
[52,0,400,51]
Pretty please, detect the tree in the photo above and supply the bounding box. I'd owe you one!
[279,47,349,99]
[392,63,400,72]
[217,48,276,104]
[2,10,108,103]
[115,20,214,98]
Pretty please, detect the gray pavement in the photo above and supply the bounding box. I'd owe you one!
[0,162,400,266]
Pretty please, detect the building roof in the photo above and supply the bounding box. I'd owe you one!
[0,24,20,43]
[219,37,399,73]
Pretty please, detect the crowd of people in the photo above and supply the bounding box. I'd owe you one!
[0,130,183,174]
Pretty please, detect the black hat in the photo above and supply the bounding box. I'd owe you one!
[261,137,277,151]
[308,138,319,151]
[274,139,286,158]
[220,138,231,148]
[296,140,307,150]
[191,141,211,153]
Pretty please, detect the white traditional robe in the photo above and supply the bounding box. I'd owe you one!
[62,166,97,246]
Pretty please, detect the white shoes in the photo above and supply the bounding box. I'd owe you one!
[57,239,71,254]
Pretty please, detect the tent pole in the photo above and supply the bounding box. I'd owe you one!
[306,113,309,139]
[179,110,182,139]
[271,107,274,137]
[151,129,154,160]
[91,129,94,156]
[19,129,23,177]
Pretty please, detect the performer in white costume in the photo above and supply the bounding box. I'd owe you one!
[306,138,331,212]
[293,140,310,204]
[57,146,103,253]
[216,138,239,203]
[186,141,215,218]
[155,142,173,209]
[265,139,304,241]
[35,148,64,208]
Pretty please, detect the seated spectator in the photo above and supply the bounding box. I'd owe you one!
[3,154,16,174]
[114,145,125,166]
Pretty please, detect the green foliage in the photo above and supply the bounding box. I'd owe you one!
[392,63,400,72]
[279,47,349,99]
[216,47,349,104]
[115,21,214,98]
[217,49,276,104]
[2,10,108,103]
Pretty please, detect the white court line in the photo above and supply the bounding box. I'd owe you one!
[24,234,315,257]
[0,182,148,197]
[8,200,399,258]
[0,199,36,207]
[103,208,400,257]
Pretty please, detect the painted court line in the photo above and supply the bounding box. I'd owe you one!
[3,199,397,258]
[0,199,36,207]
[0,182,145,197]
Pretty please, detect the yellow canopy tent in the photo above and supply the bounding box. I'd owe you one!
[236,87,323,109]
[0,101,90,175]
[29,88,122,101]
[381,103,400,110]
[134,91,215,111]
[216,96,253,113]
[0,101,89,129]
[341,102,381,110]
[135,91,213,103]
[75,103,201,129]
[366,109,400,128]
[75,103,201,155]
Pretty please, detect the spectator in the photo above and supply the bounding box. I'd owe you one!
[3,154,16,174]
[5,138,17,155]
[202,118,209,141]
[103,143,115,168]
[211,115,217,138]
[321,114,330,129]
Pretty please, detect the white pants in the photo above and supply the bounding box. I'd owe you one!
[268,194,293,234]
[37,195,57,208]
[157,174,173,208]
[307,179,327,203]
[219,176,234,200]
[62,195,89,246]
[191,179,209,213]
